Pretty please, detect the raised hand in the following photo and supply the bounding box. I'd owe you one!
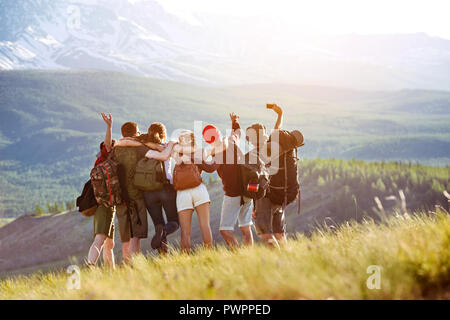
[101,112,113,127]
[229,112,239,122]
[270,104,283,115]
[269,104,283,130]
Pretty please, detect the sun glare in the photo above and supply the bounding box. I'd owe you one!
[157,0,450,39]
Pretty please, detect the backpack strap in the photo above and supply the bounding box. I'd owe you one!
[295,147,301,215]
[161,159,171,185]
[283,153,288,210]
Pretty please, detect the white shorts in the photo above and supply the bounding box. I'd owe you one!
[176,183,210,212]
[219,195,253,231]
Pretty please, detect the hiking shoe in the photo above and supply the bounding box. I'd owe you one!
[158,234,169,255]
[151,224,164,249]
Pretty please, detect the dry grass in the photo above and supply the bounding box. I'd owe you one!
[1,209,449,300]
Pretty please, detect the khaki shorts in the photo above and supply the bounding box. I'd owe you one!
[115,199,148,242]
[93,205,115,239]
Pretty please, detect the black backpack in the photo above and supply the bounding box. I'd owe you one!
[239,152,270,202]
[76,180,98,217]
[267,130,304,213]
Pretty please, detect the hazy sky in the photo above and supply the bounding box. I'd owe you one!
[156,0,450,39]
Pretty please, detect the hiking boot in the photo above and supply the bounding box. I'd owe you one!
[151,224,164,249]
[158,234,169,255]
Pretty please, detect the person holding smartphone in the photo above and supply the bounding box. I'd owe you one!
[245,104,287,248]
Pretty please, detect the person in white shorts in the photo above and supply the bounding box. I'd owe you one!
[209,113,254,248]
[219,195,253,235]
[146,130,218,253]
[176,183,211,212]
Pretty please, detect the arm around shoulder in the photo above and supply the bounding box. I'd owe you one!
[145,141,176,161]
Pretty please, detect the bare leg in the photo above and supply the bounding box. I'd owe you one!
[240,226,254,246]
[261,233,280,249]
[274,233,287,246]
[220,230,239,248]
[195,202,212,248]
[178,209,194,253]
[102,237,115,269]
[122,241,131,263]
[87,234,107,265]
[129,237,141,257]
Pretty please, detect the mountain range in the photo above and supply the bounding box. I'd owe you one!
[2,0,450,90]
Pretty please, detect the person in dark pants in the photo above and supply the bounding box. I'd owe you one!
[144,184,179,252]
[143,123,179,253]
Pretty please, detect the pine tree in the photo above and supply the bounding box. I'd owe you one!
[66,200,76,211]
[35,205,46,217]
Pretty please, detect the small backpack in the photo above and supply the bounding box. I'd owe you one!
[239,153,270,201]
[90,156,123,208]
[173,163,202,191]
[134,158,166,192]
[76,180,98,217]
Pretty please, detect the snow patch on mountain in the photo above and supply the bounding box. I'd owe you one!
[1,0,450,90]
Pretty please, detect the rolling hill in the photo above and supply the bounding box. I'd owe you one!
[0,70,449,216]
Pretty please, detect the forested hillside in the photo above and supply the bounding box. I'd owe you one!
[293,159,449,234]
[0,70,449,216]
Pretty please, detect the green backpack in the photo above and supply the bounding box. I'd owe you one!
[133,158,166,192]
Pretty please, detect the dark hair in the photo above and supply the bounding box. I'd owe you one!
[147,122,166,144]
[246,123,266,154]
[121,122,139,138]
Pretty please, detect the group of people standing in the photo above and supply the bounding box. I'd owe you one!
[84,104,302,269]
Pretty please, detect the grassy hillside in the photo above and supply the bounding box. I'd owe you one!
[1,70,450,216]
[0,158,447,278]
[1,209,449,300]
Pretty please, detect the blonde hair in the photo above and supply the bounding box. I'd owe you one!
[178,130,195,148]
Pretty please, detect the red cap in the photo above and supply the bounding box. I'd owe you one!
[203,125,221,144]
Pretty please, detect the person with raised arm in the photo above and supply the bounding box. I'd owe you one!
[104,120,164,260]
[245,104,289,248]
[86,113,116,268]
[205,113,255,248]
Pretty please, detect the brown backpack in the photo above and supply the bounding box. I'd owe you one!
[173,163,202,191]
[90,157,123,208]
